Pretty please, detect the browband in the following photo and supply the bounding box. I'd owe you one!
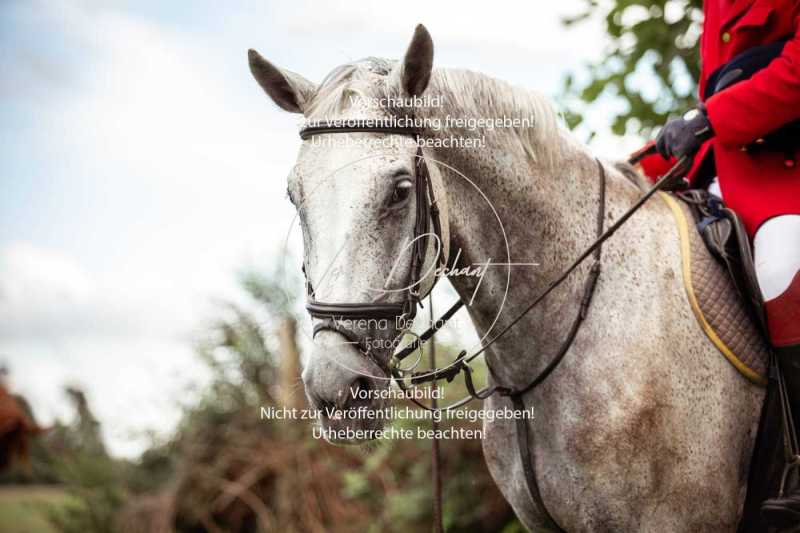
[299,119,421,140]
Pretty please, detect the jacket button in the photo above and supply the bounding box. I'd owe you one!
[722,32,731,43]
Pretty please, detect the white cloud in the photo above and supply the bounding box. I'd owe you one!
[267,0,598,58]
[0,242,203,341]
[1,242,91,303]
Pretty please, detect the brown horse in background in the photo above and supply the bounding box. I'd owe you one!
[0,384,42,470]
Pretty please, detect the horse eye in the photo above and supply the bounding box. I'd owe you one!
[390,179,413,206]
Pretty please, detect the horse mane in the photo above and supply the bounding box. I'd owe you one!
[613,160,652,191]
[304,58,568,167]
[427,68,565,166]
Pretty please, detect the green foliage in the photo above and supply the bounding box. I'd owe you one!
[47,453,126,533]
[39,389,139,533]
[563,0,703,137]
[0,486,80,533]
[0,384,173,532]
[123,442,178,495]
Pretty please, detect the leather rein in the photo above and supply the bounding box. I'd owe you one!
[297,120,687,531]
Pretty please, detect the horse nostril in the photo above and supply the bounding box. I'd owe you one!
[344,376,373,412]
[318,399,336,418]
[350,376,370,398]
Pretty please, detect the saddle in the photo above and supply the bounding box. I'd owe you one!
[660,190,770,383]
[661,190,794,532]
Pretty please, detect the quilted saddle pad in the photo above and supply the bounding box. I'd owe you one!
[660,193,769,386]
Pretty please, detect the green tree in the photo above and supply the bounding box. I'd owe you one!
[562,0,704,138]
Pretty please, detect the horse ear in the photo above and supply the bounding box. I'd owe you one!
[248,49,316,113]
[390,24,434,97]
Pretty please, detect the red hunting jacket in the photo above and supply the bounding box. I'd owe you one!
[640,0,800,236]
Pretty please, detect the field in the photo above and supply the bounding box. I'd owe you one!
[0,485,77,533]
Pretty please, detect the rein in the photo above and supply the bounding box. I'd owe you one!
[297,119,688,531]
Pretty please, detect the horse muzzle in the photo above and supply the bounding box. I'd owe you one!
[302,330,390,442]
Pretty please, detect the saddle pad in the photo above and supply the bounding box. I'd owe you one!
[660,193,769,386]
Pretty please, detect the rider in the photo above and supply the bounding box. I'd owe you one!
[638,0,800,521]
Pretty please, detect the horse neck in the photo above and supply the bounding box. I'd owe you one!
[418,70,622,386]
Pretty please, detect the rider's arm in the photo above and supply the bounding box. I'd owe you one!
[705,14,800,148]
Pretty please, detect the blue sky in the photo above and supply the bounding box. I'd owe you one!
[0,0,640,457]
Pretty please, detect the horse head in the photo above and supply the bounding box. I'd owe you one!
[249,25,449,443]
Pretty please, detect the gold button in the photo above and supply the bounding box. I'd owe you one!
[722,32,731,43]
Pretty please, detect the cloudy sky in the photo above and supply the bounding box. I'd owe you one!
[0,0,643,457]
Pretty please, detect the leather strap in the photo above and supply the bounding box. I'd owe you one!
[502,159,606,532]
[305,301,407,320]
[511,394,562,532]
[299,120,420,140]
[394,160,608,531]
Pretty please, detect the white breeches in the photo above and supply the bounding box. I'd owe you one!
[708,177,800,302]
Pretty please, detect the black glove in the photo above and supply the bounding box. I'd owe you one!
[655,104,714,159]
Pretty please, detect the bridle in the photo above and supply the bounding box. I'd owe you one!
[297,119,688,531]
[299,119,446,374]
[297,118,608,396]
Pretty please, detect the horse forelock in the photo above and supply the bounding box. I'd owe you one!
[304,58,396,119]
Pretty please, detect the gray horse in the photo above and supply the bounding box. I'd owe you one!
[249,25,765,532]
